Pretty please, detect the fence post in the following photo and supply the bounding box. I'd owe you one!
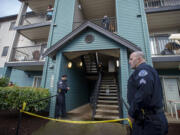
[16,111,22,135]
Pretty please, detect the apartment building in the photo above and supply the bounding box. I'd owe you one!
[0,0,179,119]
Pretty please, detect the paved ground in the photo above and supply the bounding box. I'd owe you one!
[32,104,129,135]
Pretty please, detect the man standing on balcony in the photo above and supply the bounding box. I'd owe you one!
[55,75,70,118]
[102,15,110,30]
[127,51,168,135]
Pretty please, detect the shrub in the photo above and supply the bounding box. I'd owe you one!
[0,86,50,112]
[0,77,9,87]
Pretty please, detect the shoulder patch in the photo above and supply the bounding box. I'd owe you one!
[138,70,148,77]
[139,78,146,84]
[59,81,63,84]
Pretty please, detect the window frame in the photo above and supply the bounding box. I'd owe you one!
[1,46,9,57]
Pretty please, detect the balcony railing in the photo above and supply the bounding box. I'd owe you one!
[144,0,180,9]
[11,44,47,62]
[73,17,117,33]
[150,35,180,56]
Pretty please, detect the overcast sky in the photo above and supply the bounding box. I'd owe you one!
[0,0,21,17]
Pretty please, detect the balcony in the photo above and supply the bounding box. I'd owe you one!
[5,44,47,71]
[11,44,47,62]
[144,0,180,10]
[150,35,180,69]
[14,12,52,41]
[150,35,180,56]
[73,17,117,33]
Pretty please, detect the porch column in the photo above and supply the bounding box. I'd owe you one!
[8,2,28,62]
[119,47,129,119]
[49,53,62,118]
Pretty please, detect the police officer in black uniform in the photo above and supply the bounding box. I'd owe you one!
[127,51,168,135]
[55,75,70,118]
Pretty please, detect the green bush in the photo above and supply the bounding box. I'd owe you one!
[0,86,50,112]
[0,77,9,87]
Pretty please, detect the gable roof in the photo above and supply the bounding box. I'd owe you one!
[43,21,141,57]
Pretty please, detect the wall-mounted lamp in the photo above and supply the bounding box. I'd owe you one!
[116,60,119,67]
[68,62,72,68]
[79,61,83,67]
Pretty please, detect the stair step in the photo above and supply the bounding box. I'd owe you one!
[99,93,117,96]
[100,90,117,93]
[99,96,118,99]
[97,104,119,108]
[96,109,119,113]
[98,100,118,104]
[94,114,119,120]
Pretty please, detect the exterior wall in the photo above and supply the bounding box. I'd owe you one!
[62,29,120,52]
[10,69,42,87]
[116,0,152,65]
[49,53,89,117]
[42,0,76,88]
[0,20,16,67]
[73,0,85,29]
[0,68,4,78]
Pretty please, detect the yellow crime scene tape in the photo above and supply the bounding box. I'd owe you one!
[20,102,132,128]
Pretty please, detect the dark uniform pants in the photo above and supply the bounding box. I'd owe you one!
[132,113,168,135]
[55,93,66,118]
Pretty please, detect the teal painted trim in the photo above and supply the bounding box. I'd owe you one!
[0,68,4,78]
[41,0,59,88]
[119,47,129,123]
[62,29,120,52]
[49,52,62,118]
[3,67,12,78]
[138,0,152,65]
[42,0,75,88]
[10,69,42,87]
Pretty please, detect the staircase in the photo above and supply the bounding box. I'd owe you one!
[94,75,120,120]
[83,55,98,73]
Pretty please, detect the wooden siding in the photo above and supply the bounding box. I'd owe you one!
[49,53,89,117]
[116,0,152,65]
[62,29,120,52]
[42,0,75,88]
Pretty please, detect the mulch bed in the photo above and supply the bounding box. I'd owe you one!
[0,110,48,135]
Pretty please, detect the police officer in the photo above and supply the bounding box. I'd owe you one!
[127,51,168,135]
[55,75,70,118]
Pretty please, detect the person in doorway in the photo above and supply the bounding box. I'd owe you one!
[127,51,168,135]
[102,15,110,30]
[46,4,53,21]
[55,75,70,118]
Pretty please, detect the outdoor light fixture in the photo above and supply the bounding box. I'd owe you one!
[68,62,72,68]
[79,61,83,67]
[116,60,119,67]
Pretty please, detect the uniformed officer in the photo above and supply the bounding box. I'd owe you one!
[55,75,70,118]
[127,51,168,135]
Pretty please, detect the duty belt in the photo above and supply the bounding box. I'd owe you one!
[143,108,164,115]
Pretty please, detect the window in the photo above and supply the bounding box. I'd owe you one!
[9,21,15,30]
[1,46,9,57]
[33,76,42,88]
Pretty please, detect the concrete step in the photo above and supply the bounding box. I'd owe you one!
[96,109,119,114]
[94,114,119,120]
[99,96,118,100]
[98,100,118,104]
[97,104,119,109]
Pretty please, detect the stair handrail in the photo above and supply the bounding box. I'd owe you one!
[115,75,123,118]
[92,72,102,120]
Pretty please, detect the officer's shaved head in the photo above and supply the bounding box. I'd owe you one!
[133,51,145,59]
[129,51,146,69]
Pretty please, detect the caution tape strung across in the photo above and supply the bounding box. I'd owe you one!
[20,102,132,128]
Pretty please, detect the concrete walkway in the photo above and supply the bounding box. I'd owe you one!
[32,104,130,135]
